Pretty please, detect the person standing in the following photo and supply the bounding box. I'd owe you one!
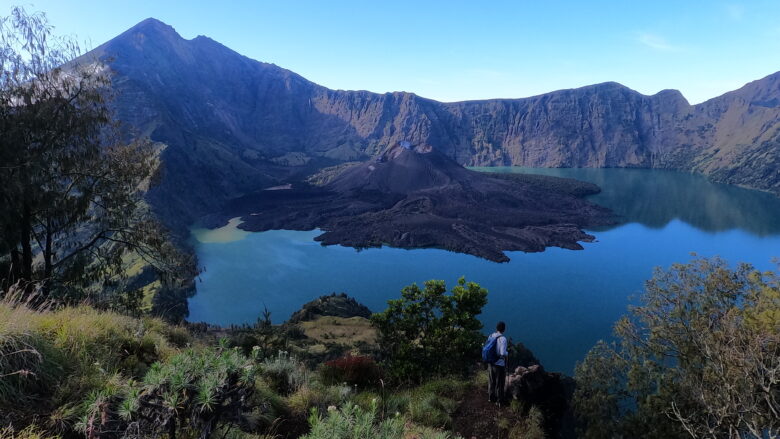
[486,321,508,404]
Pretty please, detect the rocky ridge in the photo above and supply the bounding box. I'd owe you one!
[84,18,780,233]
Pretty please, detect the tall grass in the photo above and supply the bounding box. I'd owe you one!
[0,298,190,427]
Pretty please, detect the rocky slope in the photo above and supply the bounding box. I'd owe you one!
[200,142,613,262]
[86,18,780,232]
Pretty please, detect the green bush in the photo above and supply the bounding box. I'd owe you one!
[351,391,381,411]
[408,393,456,429]
[246,382,290,430]
[574,258,780,438]
[0,302,183,423]
[318,354,382,388]
[79,346,261,438]
[302,401,464,439]
[261,351,309,395]
[371,277,487,384]
[287,383,351,417]
[301,403,404,439]
[507,405,545,439]
[416,377,469,400]
[382,392,410,416]
[405,377,468,429]
[0,425,62,439]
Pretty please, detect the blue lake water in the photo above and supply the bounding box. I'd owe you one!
[188,168,780,374]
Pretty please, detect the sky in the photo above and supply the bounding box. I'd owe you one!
[14,0,780,104]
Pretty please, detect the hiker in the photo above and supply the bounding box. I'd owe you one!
[483,321,508,404]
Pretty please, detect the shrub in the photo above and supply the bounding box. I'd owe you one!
[403,377,469,429]
[351,391,381,411]
[79,346,261,438]
[0,425,61,439]
[0,302,181,417]
[574,258,780,438]
[246,382,290,430]
[318,354,382,388]
[301,403,403,439]
[287,383,351,417]
[408,393,456,429]
[416,377,469,400]
[301,401,464,439]
[507,405,545,439]
[261,351,309,396]
[371,277,487,384]
[382,392,410,416]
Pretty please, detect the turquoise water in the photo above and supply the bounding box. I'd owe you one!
[188,168,780,374]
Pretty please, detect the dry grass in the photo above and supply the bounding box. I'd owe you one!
[299,316,377,347]
[0,299,190,421]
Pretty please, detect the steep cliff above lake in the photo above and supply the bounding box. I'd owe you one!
[85,18,780,233]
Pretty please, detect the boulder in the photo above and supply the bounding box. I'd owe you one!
[505,364,576,438]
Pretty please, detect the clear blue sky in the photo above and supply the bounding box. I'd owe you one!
[16,0,780,104]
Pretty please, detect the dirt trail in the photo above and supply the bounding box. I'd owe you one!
[451,385,510,439]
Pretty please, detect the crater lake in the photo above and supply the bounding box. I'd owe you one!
[188,168,780,374]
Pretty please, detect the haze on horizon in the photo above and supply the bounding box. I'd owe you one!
[22,0,780,104]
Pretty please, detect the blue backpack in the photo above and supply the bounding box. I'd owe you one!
[481,334,504,364]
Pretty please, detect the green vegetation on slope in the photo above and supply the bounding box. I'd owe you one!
[0,6,194,314]
[574,257,780,438]
[0,297,190,431]
[1,261,778,438]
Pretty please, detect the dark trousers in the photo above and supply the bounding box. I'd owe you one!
[488,363,506,402]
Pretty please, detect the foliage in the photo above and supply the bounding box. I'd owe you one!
[226,307,290,359]
[287,383,351,418]
[0,296,187,432]
[319,354,382,388]
[371,277,488,384]
[261,351,310,396]
[407,377,468,429]
[302,403,404,439]
[408,392,458,429]
[0,6,193,304]
[80,346,261,439]
[0,425,61,439]
[574,257,780,439]
[302,401,462,439]
[507,405,545,439]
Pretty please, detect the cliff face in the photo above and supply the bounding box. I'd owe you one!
[88,18,780,230]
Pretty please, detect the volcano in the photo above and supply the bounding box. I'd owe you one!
[202,143,613,262]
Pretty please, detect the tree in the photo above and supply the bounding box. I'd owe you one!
[574,257,780,439]
[371,277,488,384]
[0,7,192,302]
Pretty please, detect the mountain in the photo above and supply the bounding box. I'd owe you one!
[87,18,780,232]
[201,142,613,262]
[326,143,474,194]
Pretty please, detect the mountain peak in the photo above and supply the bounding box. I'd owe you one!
[115,17,183,46]
[129,17,177,34]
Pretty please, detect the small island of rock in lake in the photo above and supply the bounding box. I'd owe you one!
[201,142,614,262]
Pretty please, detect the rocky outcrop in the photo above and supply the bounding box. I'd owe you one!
[84,18,780,233]
[287,293,372,324]
[506,364,576,438]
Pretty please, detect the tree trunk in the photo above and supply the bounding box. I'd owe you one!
[20,203,33,287]
[9,246,21,286]
[43,216,53,296]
